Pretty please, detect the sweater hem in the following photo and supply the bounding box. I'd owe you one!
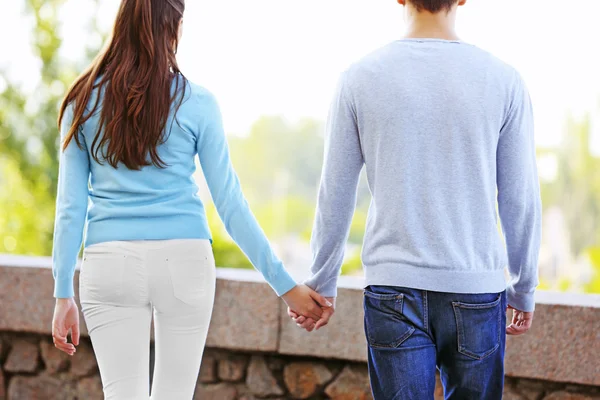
[84,215,212,248]
[364,263,508,294]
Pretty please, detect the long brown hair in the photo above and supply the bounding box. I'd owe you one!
[58,0,186,170]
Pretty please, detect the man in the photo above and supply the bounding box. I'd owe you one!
[289,0,542,398]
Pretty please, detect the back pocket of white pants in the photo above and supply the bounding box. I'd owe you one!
[166,256,210,307]
[80,253,126,304]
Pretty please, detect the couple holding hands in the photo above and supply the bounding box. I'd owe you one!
[51,0,541,398]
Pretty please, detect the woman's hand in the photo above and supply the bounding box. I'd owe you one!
[281,284,333,321]
[288,297,335,332]
[52,297,80,356]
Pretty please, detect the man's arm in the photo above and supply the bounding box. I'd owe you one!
[303,71,364,298]
[497,71,542,313]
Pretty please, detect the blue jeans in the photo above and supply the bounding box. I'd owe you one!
[363,285,507,400]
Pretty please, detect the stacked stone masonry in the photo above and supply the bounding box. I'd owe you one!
[0,332,599,400]
[0,260,599,399]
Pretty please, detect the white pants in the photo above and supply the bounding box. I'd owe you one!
[79,239,216,400]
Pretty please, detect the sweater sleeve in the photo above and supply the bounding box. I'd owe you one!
[303,72,365,298]
[52,104,91,298]
[196,92,297,297]
[497,71,542,312]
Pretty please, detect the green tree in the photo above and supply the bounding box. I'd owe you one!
[0,0,97,255]
[539,115,600,255]
[538,112,600,293]
[204,205,253,269]
[229,115,370,245]
[584,247,600,293]
[228,116,326,203]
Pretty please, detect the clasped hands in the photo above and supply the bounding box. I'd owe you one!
[281,284,335,332]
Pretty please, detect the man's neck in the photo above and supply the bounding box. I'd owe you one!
[403,10,459,41]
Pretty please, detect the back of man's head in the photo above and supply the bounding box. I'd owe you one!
[403,0,460,13]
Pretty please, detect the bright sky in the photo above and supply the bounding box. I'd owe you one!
[1,0,600,151]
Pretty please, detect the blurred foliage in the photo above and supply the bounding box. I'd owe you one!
[538,115,600,255]
[258,196,316,239]
[536,278,551,291]
[229,116,370,244]
[228,117,325,204]
[0,156,54,254]
[537,114,600,293]
[205,205,253,269]
[584,247,600,293]
[341,250,363,276]
[0,0,77,255]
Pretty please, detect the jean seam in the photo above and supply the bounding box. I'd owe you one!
[423,290,429,334]
[364,291,404,301]
[499,294,504,352]
[452,295,502,309]
[452,303,464,354]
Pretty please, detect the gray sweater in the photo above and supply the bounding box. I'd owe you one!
[304,38,542,312]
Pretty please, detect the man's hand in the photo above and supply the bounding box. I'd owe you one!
[52,297,80,356]
[506,304,534,335]
[288,297,335,332]
[281,284,333,322]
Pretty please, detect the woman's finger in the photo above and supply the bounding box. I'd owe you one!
[54,339,75,354]
[305,309,322,321]
[304,302,324,321]
[315,316,329,330]
[287,307,299,319]
[53,334,72,348]
[53,328,67,343]
[300,318,314,330]
[71,323,80,347]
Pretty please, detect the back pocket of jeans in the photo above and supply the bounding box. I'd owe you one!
[166,256,210,307]
[452,294,502,360]
[363,291,416,349]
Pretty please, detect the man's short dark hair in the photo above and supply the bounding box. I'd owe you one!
[408,0,457,13]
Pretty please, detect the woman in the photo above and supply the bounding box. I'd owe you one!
[50,0,330,398]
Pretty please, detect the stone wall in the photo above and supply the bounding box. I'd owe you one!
[1,332,599,400]
[0,255,599,399]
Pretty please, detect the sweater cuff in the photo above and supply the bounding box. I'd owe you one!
[54,276,74,298]
[270,269,298,297]
[506,285,535,312]
[303,276,338,298]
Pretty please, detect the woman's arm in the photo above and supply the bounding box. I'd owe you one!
[52,104,91,298]
[195,92,297,297]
